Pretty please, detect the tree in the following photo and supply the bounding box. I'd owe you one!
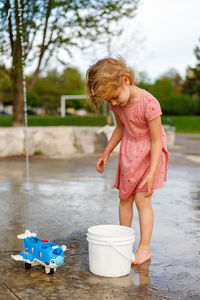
[163,68,183,93]
[0,65,13,104]
[148,76,174,102]
[33,67,86,111]
[137,71,151,85]
[184,38,200,98]
[27,91,39,107]
[0,0,140,126]
[147,75,199,115]
[60,67,85,95]
[33,69,62,110]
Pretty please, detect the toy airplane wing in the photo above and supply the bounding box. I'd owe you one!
[11,254,35,264]
[17,230,37,239]
[11,254,24,261]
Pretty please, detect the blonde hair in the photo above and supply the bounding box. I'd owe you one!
[86,57,135,110]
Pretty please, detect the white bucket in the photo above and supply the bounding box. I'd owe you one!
[87,225,135,277]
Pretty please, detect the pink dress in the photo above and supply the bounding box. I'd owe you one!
[110,89,169,200]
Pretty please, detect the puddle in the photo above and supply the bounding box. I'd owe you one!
[0,156,200,299]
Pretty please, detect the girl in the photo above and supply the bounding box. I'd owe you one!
[86,57,169,265]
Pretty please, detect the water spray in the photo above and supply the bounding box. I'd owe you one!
[17,0,29,181]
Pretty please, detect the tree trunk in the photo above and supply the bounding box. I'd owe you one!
[12,68,24,127]
[12,0,24,127]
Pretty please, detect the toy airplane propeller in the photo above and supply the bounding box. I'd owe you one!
[11,230,67,274]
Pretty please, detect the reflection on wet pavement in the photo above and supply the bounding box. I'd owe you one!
[0,155,200,299]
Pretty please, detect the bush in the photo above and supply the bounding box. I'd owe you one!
[161,93,200,115]
[27,91,39,107]
[139,76,200,115]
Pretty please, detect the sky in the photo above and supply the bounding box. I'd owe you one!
[55,0,200,82]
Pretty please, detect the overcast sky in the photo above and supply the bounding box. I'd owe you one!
[60,0,200,82]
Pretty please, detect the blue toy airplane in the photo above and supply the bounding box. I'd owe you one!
[11,230,67,274]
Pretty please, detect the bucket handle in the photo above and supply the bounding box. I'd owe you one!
[107,240,135,262]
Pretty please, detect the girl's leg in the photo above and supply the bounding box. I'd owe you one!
[119,195,134,227]
[133,191,154,264]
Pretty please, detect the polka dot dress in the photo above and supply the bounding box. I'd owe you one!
[110,89,169,200]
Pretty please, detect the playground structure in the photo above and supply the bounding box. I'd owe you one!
[60,95,114,125]
[60,95,88,118]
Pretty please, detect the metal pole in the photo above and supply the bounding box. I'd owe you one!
[61,96,66,118]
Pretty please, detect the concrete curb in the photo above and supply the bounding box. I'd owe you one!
[0,125,175,158]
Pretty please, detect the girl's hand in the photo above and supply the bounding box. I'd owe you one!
[96,152,110,173]
[139,173,154,198]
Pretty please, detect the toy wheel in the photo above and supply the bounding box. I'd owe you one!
[25,263,32,269]
[49,268,54,274]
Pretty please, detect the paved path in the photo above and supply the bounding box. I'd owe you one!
[0,133,199,299]
[169,133,200,165]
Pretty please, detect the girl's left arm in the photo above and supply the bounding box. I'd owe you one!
[148,116,162,177]
[139,116,162,198]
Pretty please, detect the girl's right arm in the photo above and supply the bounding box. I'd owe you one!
[96,112,124,173]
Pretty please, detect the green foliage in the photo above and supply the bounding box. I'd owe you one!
[0,0,140,125]
[34,150,43,155]
[33,69,62,109]
[161,93,200,115]
[27,91,39,107]
[32,67,87,110]
[184,37,200,97]
[136,71,152,85]
[138,74,200,115]
[148,76,174,101]
[0,67,13,104]
[59,68,88,109]
[0,0,140,84]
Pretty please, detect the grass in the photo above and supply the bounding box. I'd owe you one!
[0,115,107,127]
[162,116,200,133]
[0,115,200,133]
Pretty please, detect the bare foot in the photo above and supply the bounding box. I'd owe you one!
[132,247,152,265]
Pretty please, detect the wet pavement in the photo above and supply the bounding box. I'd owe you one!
[0,133,200,299]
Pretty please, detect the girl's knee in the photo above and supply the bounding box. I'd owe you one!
[136,201,151,211]
[135,193,152,210]
[120,195,134,207]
